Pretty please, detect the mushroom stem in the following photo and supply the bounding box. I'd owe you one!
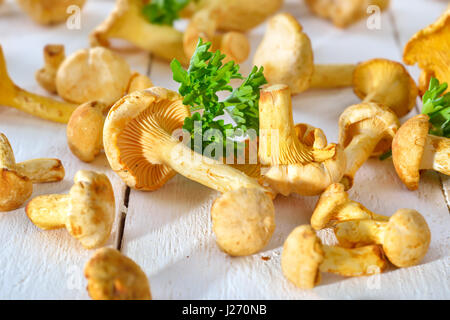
[342,131,383,188]
[310,64,356,89]
[333,201,389,222]
[0,134,16,169]
[15,159,65,183]
[36,44,65,93]
[420,134,450,175]
[259,84,314,165]
[320,245,386,276]
[26,194,69,230]
[0,47,77,123]
[335,219,385,247]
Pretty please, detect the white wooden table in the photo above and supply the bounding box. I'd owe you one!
[0,0,449,300]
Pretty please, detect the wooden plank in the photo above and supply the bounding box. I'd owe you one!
[120,0,450,299]
[0,0,149,299]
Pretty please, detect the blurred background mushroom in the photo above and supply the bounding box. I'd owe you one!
[84,248,151,300]
[26,170,115,249]
[281,225,387,289]
[0,133,65,212]
[253,13,357,95]
[16,0,86,25]
[334,209,431,267]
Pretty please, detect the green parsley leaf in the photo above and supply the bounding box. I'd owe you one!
[421,77,450,138]
[142,0,190,26]
[170,39,267,159]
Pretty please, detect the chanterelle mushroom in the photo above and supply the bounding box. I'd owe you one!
[183,8,250,63]
[403,8,450,94]
[26,170,115,249]
[253,13,357,94]
[392,114,450,190]
[35,44,65,94]
[103,87,275,256]
[334,209,431,268]
[0,133,65,212]
[85,248,151,300]
[259,84,346,196]
[56,47,132,106]
[305,0,390,28]
[16,0,86,25]
[353,59,418,117]
[339,103,399,189]
[90,0,188,64]
[310,183,389,230]
[0,46,76,123]
[282,225,387,289]
[66,72,153,163]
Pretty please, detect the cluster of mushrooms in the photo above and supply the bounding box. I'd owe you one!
[0,0,449,299]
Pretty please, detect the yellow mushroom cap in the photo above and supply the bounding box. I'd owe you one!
[339,103,400,156]
[67,101,108,162]
[281,225,324,289]
[0,134,33,212]
[103,87,190,191]
[311,183,349,230]
[56,47,131,106]
[403,9,450,94]
[392,114,430,191]
[211,188,275,256]
[67,170,115,249]
[253,13,314,94]
[84,248,151,300]
[383,209,431,268]
[353,59,418,117]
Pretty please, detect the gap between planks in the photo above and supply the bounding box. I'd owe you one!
[115,53,154,251]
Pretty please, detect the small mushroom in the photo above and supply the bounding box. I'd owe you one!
[56,47,132,106]
[35,44,65,94]
[103,87,275,256]
[16,0,86,25]
[339,103,399,189]
[353,58,418,117]
[253,13,357,94]
[403,8,450,95]
[310,183,389,230]
[392,114,450,190]
[0,46,77,123]
[334,209,431,268]
[282,225,387,289]
[305,0,390,28]
[183,9,250,63]
[84,248,151,300]
[26,170,115,249]
[90,0,189,64]
[0,133,65,212]
[259,84,347,196]
[66,73,153,163]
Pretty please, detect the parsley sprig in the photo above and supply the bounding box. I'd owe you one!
[142,0,190,26]
[170,39,267,157]
[421,77,450,138]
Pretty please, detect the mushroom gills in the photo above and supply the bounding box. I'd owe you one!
[420,134,450,175]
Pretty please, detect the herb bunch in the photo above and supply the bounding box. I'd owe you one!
[142,0,191,26]
[170,39,267,157]
[421,77,450,138]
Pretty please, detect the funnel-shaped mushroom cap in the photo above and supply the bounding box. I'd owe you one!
[281,225,324,289]
[211,188,275,256]
[353,59,418,117]
[103,87,190,190]
[339,103,400,156]
[384,209,431,268]
[253,13,314,94]
[56,47,131,106]
[67,171,115,249]
[0,134,33,212]
[67,101,108,162]
[311,183,348,230]
[404,9,450,94]
[392,114,430,190]
[85,248,151,300]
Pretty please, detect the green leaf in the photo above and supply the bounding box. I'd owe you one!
[172,39,267,158]
[422,77,450,138]
[142,0,190,26]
